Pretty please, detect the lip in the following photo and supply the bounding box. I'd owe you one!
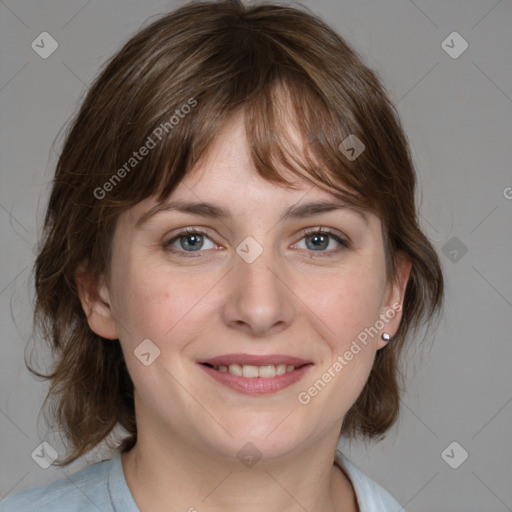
[198,353,311,367]
[197,353,313,395]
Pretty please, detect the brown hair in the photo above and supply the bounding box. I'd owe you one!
[30,0,444,465]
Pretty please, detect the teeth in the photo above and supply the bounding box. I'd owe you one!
[259,365,277,378]
[210,363,297,378]
[242,365,259,378]
[229,364,243,377]
[276,364,287,375]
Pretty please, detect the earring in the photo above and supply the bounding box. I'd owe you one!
[381,332,391,342]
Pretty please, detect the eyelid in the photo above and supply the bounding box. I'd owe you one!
[301,226,349,241]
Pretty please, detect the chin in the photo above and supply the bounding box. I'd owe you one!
[202,416,312,462]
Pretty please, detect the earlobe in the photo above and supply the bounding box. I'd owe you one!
[75,263,118,340]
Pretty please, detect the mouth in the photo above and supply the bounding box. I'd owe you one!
[197,354,313,395]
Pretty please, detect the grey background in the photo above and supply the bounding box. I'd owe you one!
[1,0,511,510]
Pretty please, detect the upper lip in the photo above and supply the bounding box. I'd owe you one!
[198,353,312,367]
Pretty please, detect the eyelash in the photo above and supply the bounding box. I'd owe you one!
[162,227,351,258]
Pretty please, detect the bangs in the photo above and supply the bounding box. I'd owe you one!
[159,76,374,217]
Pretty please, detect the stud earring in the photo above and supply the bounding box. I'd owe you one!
[381,332,391,342]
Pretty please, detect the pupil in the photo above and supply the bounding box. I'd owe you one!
[308,233,327,251]
[183,234,202,251]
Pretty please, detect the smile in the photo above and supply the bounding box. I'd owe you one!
[198,354,313,395]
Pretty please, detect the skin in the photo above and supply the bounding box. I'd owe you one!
[77,111,411,512]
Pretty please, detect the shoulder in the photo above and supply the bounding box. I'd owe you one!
[335,450,405,512]
[0,456,115,512]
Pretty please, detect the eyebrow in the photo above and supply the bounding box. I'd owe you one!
[135,199,369,228]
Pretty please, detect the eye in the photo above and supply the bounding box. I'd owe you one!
[162,226,351,257]
[293,227,351,255]
[163,228,217,255]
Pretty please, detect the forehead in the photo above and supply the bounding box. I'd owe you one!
[122,112,375,230]
[183,117,310,202]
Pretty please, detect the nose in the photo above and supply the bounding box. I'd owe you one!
[221,239,296,337]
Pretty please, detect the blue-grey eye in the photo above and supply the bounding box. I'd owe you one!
[164,230,216,253]
[178,233,204,251]
[296,230,349,252]
[306,232,330,251]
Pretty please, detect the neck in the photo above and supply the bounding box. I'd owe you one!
[121,430,358,512]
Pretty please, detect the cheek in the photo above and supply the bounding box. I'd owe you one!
[306,263,385,350]
[110,256,217,347]
[296,261,385,409]
[110,264,205,398]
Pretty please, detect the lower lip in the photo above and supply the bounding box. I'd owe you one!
[199,364,313,395]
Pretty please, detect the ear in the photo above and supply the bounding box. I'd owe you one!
[75,262,118,340]
[376,250,412,349]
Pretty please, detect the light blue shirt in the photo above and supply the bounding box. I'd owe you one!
[0,449,405,511]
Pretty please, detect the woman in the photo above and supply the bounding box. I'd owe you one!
[0,1,444,510]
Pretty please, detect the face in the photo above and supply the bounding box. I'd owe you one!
[80,113,410,462]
